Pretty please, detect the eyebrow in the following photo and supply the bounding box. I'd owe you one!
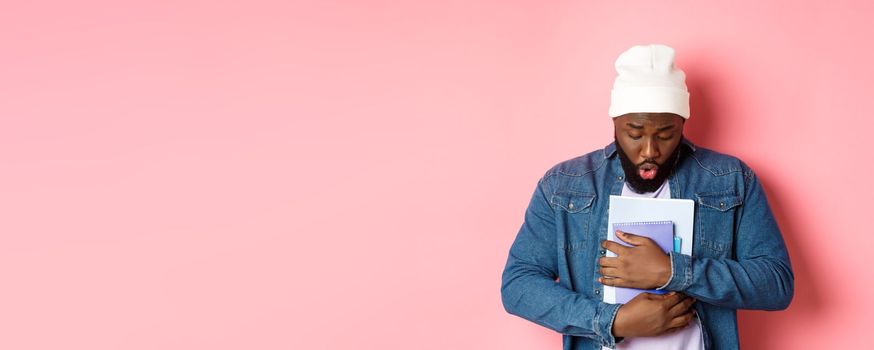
[627,123,675,131]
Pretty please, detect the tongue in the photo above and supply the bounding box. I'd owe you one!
[639,168,657,180]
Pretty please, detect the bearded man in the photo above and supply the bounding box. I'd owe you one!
[500,44,794,350]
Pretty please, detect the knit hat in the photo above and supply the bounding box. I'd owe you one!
[608,44,690,119]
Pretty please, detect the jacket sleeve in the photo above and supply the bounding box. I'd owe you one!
[501,174,623,348]
[662,168,795,310]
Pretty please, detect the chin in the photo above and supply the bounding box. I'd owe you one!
[627,178,663,193]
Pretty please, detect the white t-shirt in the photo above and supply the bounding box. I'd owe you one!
[601,180,705,350]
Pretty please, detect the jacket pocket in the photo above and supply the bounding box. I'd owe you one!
[550,191,596,214]
[551,191,596,251]
[695,190,742,257]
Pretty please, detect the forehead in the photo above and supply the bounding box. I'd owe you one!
[615,113,683,127]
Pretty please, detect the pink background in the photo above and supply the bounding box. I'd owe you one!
[1,1,870,349]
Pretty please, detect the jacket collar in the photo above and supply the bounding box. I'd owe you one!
[602,137,697,159]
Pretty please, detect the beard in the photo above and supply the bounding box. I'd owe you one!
[615,136,684,194]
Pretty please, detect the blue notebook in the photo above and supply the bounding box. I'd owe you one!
[611,220,674,303]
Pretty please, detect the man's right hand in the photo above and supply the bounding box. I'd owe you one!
[611,292,696,338]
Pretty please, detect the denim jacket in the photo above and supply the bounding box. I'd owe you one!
[500,138,794,350]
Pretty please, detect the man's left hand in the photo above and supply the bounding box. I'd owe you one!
[599,230,672,290]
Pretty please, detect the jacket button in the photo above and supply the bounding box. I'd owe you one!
[595,290,601,295]
[720,202,725,208]
[618,176,623,180]
[568,202,574,209]
[599,249,606,255]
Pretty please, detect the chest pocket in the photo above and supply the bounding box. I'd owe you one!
[695,191,742,257]
[551,191,596,213]
[550,191,596,251]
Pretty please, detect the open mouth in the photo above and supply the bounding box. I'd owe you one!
[638,163,659,180]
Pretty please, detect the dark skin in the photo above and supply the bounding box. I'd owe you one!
[603,112,696,338]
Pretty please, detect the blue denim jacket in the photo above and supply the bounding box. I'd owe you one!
[500,139,794,350]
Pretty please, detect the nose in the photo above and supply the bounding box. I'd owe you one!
[640,139,660,160]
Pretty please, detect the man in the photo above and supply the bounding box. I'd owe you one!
[500,44,794,350]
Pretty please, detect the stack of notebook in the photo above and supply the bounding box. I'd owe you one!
[604,195,696,305]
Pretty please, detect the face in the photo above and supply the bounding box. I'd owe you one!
[613,113,686,193]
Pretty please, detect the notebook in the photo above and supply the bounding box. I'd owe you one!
[604,195,695,305]
[611,221,674,303]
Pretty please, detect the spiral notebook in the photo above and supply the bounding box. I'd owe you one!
[611,221,674,303]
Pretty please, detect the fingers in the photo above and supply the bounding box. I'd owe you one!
[666,310,695,329]
[637,291,672,301]
[661,325,683,335]
[615,230,647,246]
[667,295,696,318]
[599,266,620,278]
[662,321,692,335]
[598,276,625,286]
[598,256,620,268]
[658,291,685,306]
[601,240,630,255]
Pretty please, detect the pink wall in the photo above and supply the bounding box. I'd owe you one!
[1,1,870,349]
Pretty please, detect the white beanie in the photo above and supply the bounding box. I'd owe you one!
[608,44,690,119]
